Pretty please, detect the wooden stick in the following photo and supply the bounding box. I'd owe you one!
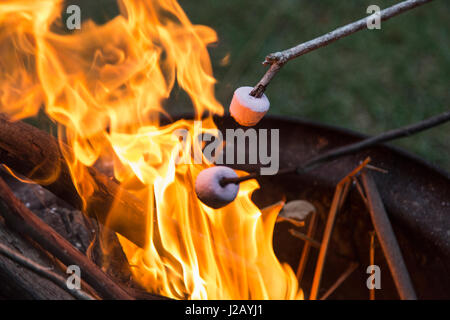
[0,176,134,300]
[353,176,369,207]
[289,228,321,248]
[250,0,434,97]
[309,158,370,300]
[295,210,318,284]
[0,219,77,299]
[304,110,450,171]
[0,243,95,300]
[369,231,376,300]
[309,180,348,300]
[319,262,359,300]
[0,114,147,248]
[361,171,417,300]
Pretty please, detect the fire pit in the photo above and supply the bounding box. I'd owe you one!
[0,0,448,301]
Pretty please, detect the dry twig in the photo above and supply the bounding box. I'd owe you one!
[319,262,359,300]
[369,231,376,300]
[309,158,371,300]
[295,210,318,284]
[289,229,321,249]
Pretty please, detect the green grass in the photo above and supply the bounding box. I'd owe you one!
[37,0,450,171]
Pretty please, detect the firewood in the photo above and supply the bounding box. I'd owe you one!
[0,217,75,299]
[0,242,95,300]
[0,114,146,247]
[0,176,134,300]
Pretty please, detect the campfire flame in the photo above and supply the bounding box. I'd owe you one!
[0,0,302,299]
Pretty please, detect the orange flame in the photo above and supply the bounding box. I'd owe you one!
[0,0,302,299]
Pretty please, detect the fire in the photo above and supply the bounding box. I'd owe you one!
[0,0,302,299]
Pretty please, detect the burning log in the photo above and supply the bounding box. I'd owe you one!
[0,216,77,299]
[0,242,95,300]
[0,114,147,247]
[1,108,448,251]
[0,176,134,300]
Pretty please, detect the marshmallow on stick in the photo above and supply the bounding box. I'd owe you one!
[229,86,270,126]
[195,166,239,209]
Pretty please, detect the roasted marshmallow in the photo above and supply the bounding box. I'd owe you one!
[229,86,270,126]
[195,166,239,209]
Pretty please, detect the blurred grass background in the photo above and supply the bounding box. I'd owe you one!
[56,0,450,170]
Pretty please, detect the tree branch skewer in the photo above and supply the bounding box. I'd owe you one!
[250,0,434,97]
